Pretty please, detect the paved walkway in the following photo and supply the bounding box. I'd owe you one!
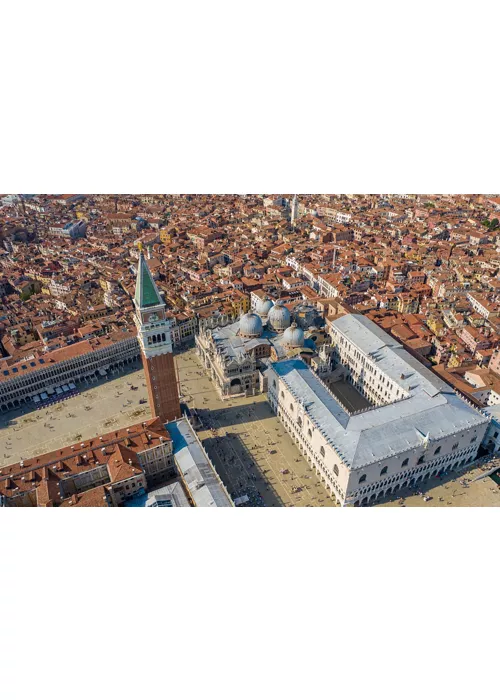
[379,463,500,507]
[0,365,151,463]
[175,349,335,507]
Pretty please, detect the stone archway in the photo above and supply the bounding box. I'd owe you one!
[230,377,242,395]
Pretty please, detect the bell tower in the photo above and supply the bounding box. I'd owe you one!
[133,249,180,423]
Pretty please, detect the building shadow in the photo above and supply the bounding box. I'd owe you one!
[196,401,272,430]
[202,434,286,507]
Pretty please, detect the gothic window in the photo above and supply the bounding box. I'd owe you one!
[308,429,312,439]
[418,455,425,465]
[333,465,339,476]
[289,403,294,412]
[380,466,388,476]
[320,446,325,458]
[402,458,409,467]
[434,446,441,455]
[359,474,367,484]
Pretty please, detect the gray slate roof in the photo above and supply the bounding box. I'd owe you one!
[271,324,489,470]
[167,419,233,507]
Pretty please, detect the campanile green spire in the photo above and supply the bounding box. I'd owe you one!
[134,251,163,309]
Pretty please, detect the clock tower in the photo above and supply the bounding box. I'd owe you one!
[133,251,181,423]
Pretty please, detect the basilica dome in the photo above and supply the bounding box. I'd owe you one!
[283,323,305,348]
[239,312,263,338]
[256,297,274,318]
[267,300,291,332]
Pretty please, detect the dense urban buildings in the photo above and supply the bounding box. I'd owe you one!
[0,415,232,507]
[2,194,500,506]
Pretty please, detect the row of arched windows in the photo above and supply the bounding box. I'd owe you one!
[147,332,166,345]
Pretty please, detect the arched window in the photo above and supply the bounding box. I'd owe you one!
[289,403,294,412]
[402,458,409,467]
[273,380,277,388]
[320,446,325,458]
[333,465,339,476]
[297,417,302,428]
[281,391,285,399]
[417,455,425,465]
[308,428,312,439]
[434,446,441,455]
[359,474,367,484]
[380,466,388,476]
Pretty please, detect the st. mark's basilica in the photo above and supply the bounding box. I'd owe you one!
[195,297,328,399]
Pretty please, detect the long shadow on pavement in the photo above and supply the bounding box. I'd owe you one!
[202,434,286,507]
[196,402,273,430]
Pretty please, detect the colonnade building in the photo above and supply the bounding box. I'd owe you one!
[0,331,141,414]
[267,314,490,506]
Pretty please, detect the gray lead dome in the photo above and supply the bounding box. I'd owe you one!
[239,312,263,338]
[283,323,305,348]
[267,300,291,332]
[256,297,274,317]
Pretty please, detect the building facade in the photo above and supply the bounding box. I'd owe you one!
[0,332,141,413]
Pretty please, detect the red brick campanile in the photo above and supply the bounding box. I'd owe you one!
[133,250,181,423]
